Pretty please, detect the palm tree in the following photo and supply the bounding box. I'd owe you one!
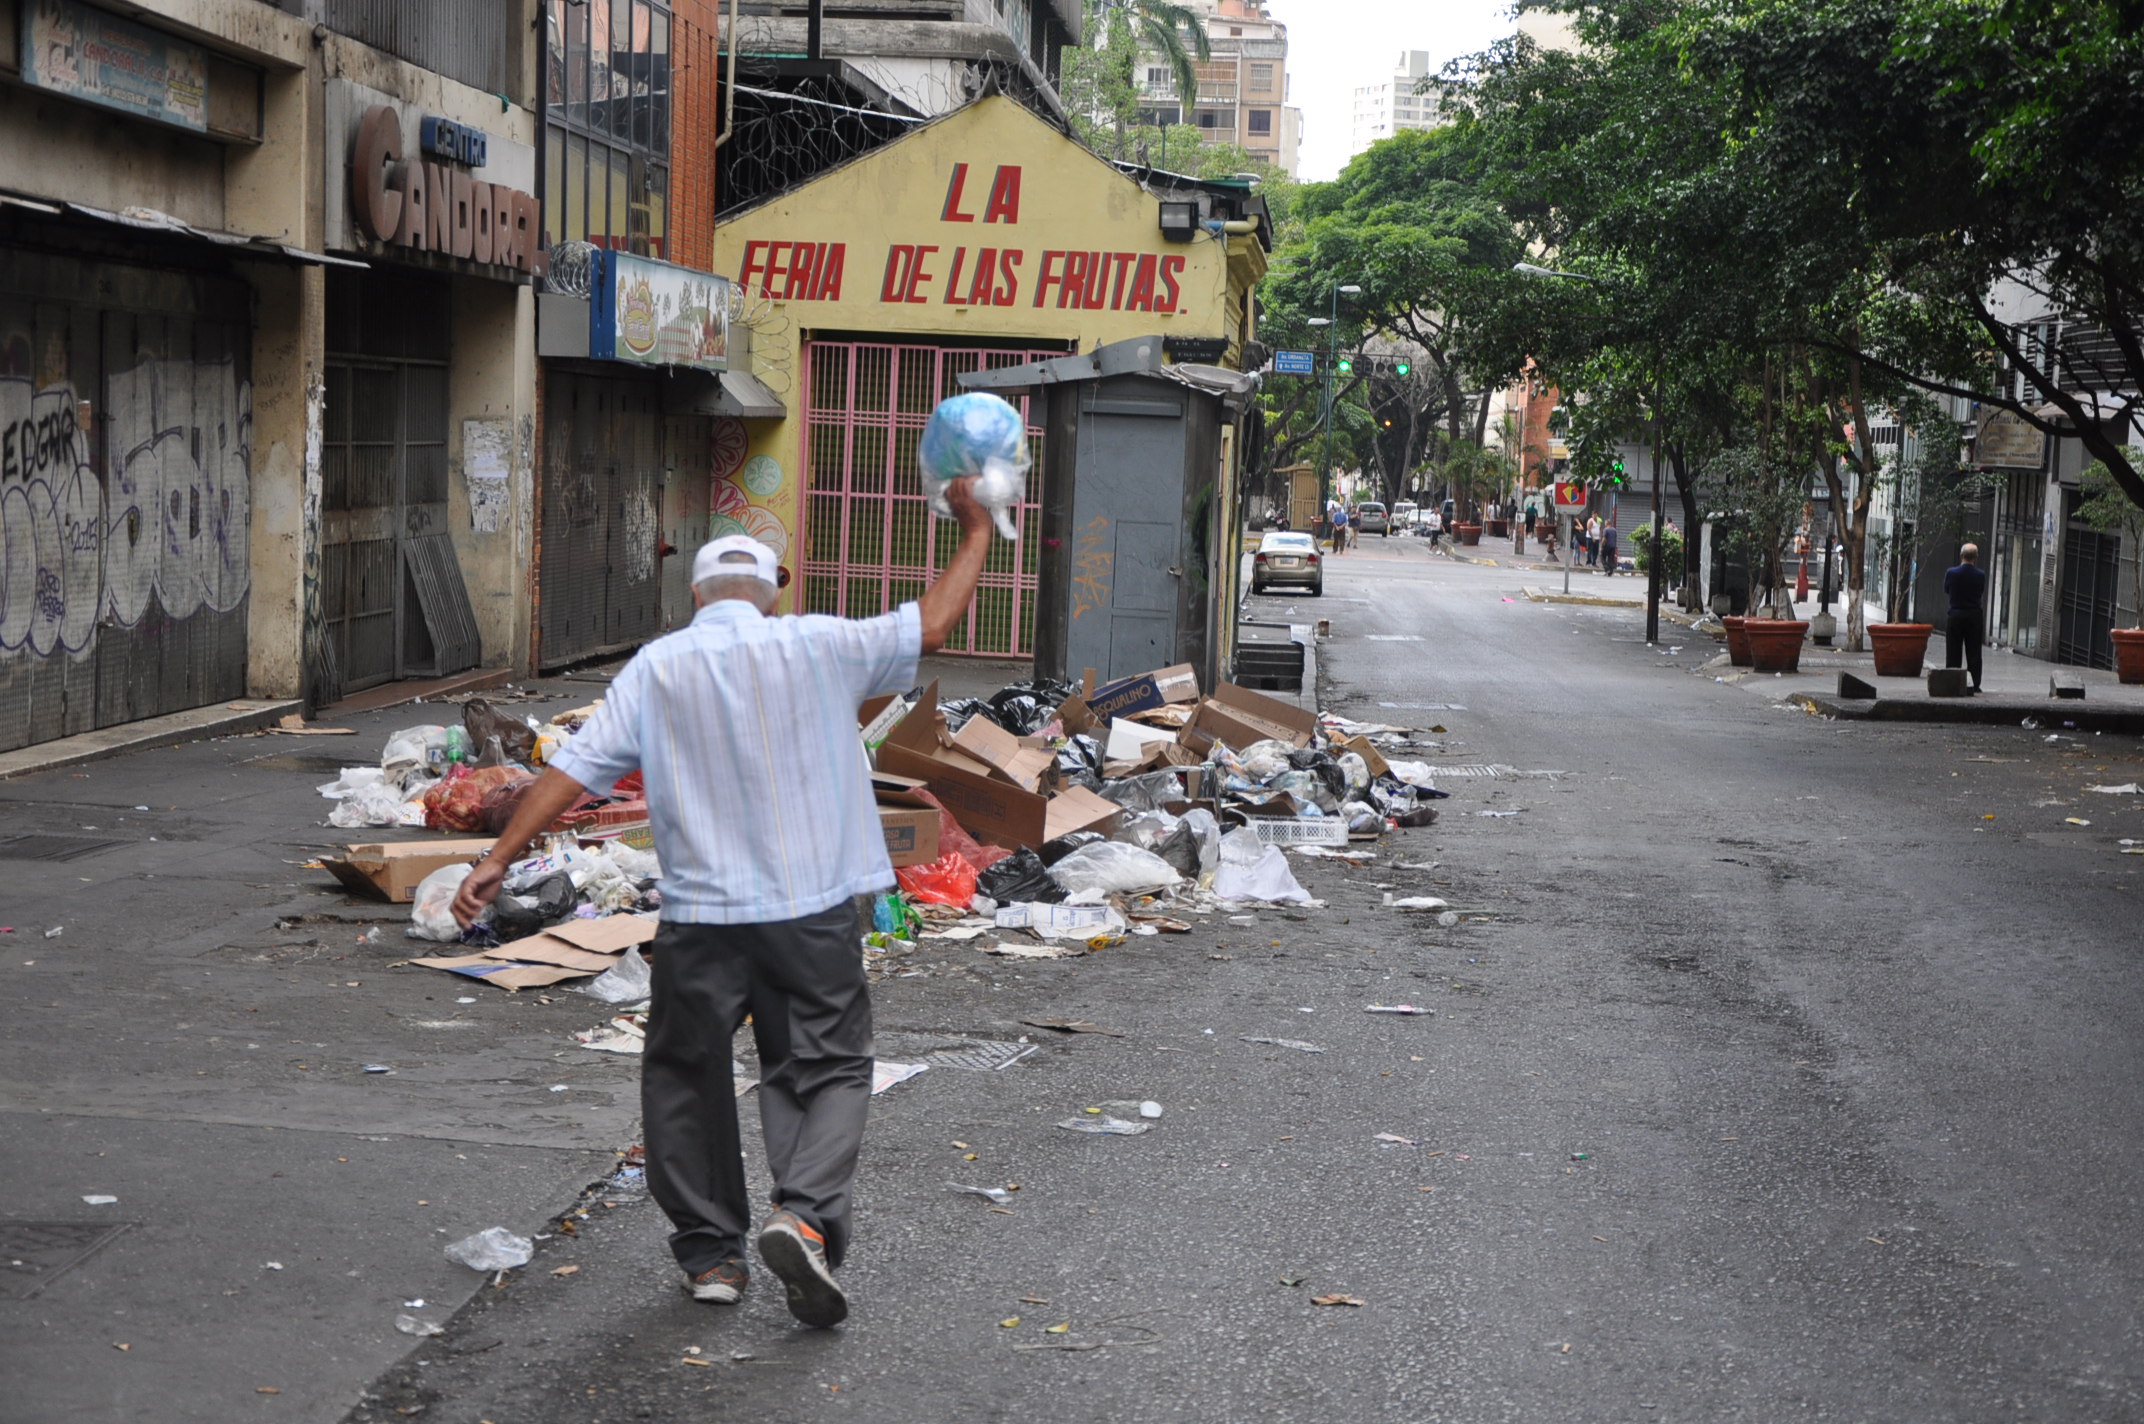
[1090,0,1211,149]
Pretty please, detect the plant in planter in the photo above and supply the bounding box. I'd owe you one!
[1863,406,1983,676]
[1439,436,1516,547]
[2076,449,2144,683]
[1627,524,1685,589]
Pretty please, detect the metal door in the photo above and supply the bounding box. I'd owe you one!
[539,369,664,667]
[1061,381,1191,682]
[801,341,1054,656]
[2059,526,2119,669]
[0,251,251,753]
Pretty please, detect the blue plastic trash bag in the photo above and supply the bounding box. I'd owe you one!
[918,392,1029,539]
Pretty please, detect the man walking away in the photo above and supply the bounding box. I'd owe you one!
[1329,503,1349,555]
[1600,520,1620,575]
[1524,501,1538,537]
[453,481,997,1328]
[1944,542,1987,692]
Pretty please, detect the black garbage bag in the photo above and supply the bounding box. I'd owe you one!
[1152,821,1201,877]
[1037,830,1107,865]
[1286,748,1346,803]
[1055,734,1105,777]
[463,698,538,766]
[1098,768,1185,812]
[980,678,1080,736]
[977,847,1065,903]
[490,872,578,939]
[938,697,989,734]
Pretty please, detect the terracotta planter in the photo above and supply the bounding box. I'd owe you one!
[1868,622,1934,678]
[2112,627,2144,684]
[1486,518,1509,538]
[1722,615,1753,667]
[1745,618,1809,673]
[1456,523,1482,546]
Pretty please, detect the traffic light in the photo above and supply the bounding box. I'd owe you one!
[1606,456,1627,490]
[1394,359,1411,376]
[1337,355,1353,374]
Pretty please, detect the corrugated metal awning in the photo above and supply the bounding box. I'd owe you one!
[47,198,369,269]
[714,370,786,419]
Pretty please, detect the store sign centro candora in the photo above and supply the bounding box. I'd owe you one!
[22,0,208,132]
[591,250,730,372]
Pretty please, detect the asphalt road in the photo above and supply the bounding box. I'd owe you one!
[8,542,2142,1422]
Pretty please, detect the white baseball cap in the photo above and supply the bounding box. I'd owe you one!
[692,534,779,587]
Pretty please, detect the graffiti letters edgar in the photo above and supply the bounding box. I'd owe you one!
[0,357,251,657]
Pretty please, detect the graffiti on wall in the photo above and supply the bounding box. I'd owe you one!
[0,356,252,657]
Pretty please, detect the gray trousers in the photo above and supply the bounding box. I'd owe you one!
[642,903,873,1276]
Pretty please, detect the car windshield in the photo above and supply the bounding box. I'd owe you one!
[1262,533,1315,551]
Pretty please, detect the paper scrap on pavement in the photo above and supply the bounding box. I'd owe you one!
[985,941,1082,959]
[995,902,1127,938]
[1240,1036,1325,1054]
[2087,783,2142,794]
[872,1061,929,1095]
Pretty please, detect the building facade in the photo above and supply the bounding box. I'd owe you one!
[0,0,548,751]
[1135,0,1302,176]
[1348,51,1444,159]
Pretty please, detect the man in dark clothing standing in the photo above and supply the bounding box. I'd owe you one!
[1944,542,1987,692]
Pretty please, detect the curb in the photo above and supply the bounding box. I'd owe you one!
[0,698,304,780]
[1520,586,1706,627]
[1787,692,2144,733]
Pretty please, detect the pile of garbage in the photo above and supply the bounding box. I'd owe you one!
[859,664,1447,966]
[314,697,640,837]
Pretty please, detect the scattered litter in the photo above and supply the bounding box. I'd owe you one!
[2065,817,2092,826]
[1240,1036,1324,1054]
[995,902,1126,939]
[1373,1132,1419,1146]
[1311,1294,1366,1307]
[1293,846,1376,862]
[1365,1004,1432,1016]
[360,1063,394,1075]
[443,1226,534,1272]
[947,1184,1015,1205]
[1478,809,1520,818]
[1021,1017,1124,1036]
[2088,783,2141,794]
[395,1315,444,1337]
[265,1263,284,1271]
[43,927,61,939]
[1055,1116,1151,1136]
[550,1265,581,1277]
[984,941,1084,959]
[80,1195,117,1206]
[872,1061,930,1095]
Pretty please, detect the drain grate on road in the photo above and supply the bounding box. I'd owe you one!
[1431,765,1568,781]
[0,1220,133,1299]
[0,835,130,862]
[922,1041,1038,1073]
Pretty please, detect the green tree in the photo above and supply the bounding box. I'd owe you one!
[1063,0,1210,159]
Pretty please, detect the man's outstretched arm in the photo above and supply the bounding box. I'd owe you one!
[915,475,998,654]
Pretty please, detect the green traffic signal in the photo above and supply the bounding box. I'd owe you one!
[1337,356,1354,374]
[1394,360,1411,375]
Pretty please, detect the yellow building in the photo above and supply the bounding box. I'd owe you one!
[710,94,1269,655]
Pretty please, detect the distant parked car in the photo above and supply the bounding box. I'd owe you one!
[1252,530,1322,596]
[1355,501,1390,536]
[1391,501,1418,532]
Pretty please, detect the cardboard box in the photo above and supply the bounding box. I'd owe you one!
[878,805,939,867]
[1105,717,1178,762]
[485,915,658,972]
[320,837,494,902]
[876,683,1123,848]
[858,692,913,753]
[1186,681,1319,750]
[952,715,1055,792]
[1335,733,1391,779]
[1042,784,1123,842]
[409,954,597,991]
[1083,663,1201,721]
[1054,693,1103,739]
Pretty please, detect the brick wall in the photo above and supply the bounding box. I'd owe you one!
[670,0,721,272]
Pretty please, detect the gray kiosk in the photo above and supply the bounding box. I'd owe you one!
[960,337,1260,689]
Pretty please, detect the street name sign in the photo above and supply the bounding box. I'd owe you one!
[1273,350,1316,375]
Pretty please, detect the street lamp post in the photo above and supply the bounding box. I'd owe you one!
[1307,283,1362,552]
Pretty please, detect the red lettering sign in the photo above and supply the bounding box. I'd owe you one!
[983,166,1021,224]
[941,163,977,222]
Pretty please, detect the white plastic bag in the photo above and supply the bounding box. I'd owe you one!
[329,780,408,828]
[1180,808,1222,880]
[581,944,652,1004]
[381,725,447,788]
[1384,759,1437,790]
[1238,739,1295,783]
[1336,751,1371,797]
[1213,843,1313,903]
[1047,841,1182,897]
[444,1226,533,1271]
[408,863,477,941]
[917,392,1028,540]
[316,766,385,800]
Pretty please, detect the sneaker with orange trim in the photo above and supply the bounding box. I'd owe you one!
[685,1258,748,1304]
[757,1209,847,1327]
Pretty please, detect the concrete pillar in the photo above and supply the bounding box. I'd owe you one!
[449,279,538,674]
[243,260,325,700]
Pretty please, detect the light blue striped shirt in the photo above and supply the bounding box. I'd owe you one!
[548,599,922,925]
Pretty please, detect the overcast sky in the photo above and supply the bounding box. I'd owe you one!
[1266,0,1519,182]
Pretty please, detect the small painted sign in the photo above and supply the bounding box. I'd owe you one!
[22,0,208,133]
[590,250,730,372]
[1553,480,1588,510]
[1273,350,1316,375]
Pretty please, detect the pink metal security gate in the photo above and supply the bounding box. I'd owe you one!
[801,341,1059,657]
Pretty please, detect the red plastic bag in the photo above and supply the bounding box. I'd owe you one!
[424,764,533,833]
[911,788,1011,873]
[895,852,979,907]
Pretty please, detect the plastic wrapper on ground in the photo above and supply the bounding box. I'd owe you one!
[1047,841,1182,897]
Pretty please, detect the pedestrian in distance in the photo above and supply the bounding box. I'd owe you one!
[452,479,999,1329]
[1600,521,1620,575]
[1585,514,1602,566]
[1524,501,1538,536]
[1944,542,1987,692]
[1329,503,1349,555]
